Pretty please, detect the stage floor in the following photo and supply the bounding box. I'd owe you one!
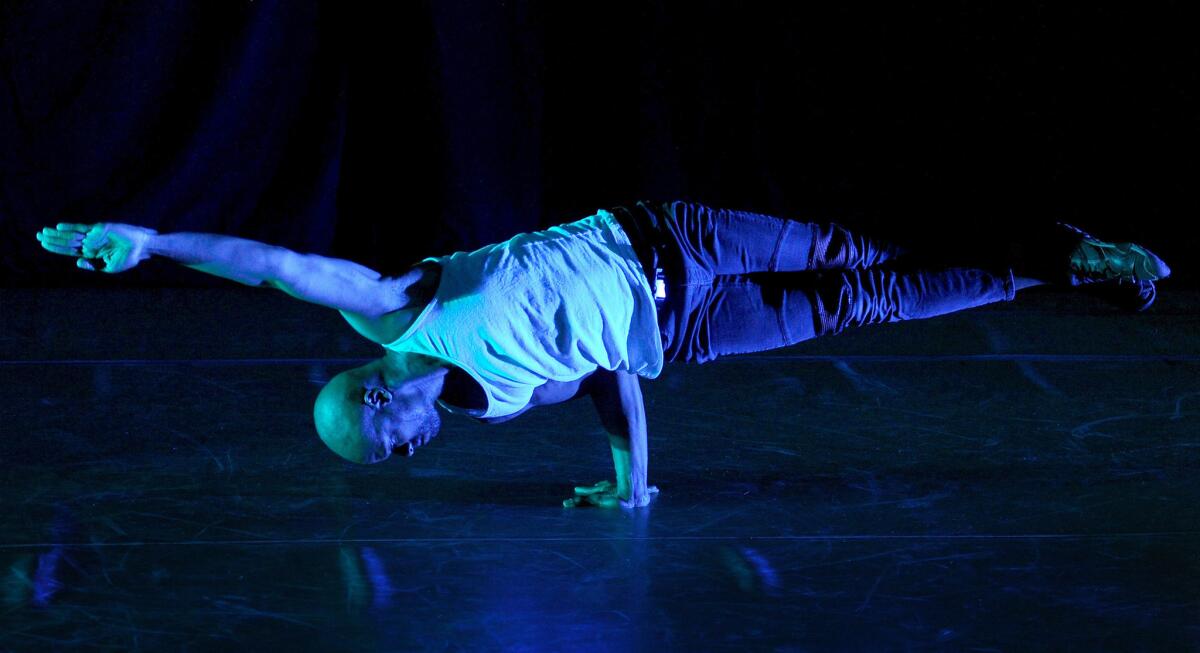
[1,286,1197,651]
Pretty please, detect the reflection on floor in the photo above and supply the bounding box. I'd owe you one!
[1,287,1197,651]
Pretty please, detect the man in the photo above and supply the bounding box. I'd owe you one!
[36,201,1171,509]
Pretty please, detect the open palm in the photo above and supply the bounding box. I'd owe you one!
[36,222,157,273]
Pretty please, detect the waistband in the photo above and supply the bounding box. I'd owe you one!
[609,202,666,303]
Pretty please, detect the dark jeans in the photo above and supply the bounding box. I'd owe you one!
[611,201,1018,364]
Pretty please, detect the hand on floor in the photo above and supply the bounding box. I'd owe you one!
[563,479,660,509]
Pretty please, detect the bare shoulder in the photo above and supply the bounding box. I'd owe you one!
[339,305,421,345]
[339,263,440,345]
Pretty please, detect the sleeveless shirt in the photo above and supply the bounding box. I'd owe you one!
[383,210,664,419]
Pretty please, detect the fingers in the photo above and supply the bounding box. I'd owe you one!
[36,225,112,270]
[573,480,614,495]
[82,230,108,253]
[567,496,629,508]
[36,227,105,273]
[38,240,81,256]
[563,493,619,508]
[38,227,84,243]
[563,481,656,508]
[36,228,84,256]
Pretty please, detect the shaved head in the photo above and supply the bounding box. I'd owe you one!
[312,356,446,464]
[313,366,374,464]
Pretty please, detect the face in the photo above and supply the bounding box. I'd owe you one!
[359,375,442,463]
[313,360,442,465]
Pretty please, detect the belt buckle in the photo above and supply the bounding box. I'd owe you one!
[654,268,666,302]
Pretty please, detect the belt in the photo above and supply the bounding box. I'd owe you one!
[652,267,666,304]
[609,204,668,305]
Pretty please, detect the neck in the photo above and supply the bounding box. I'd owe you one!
[380,351,449,400]
[382,350,445,377]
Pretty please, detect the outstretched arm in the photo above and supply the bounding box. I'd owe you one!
[152,232,408,316]
[564,369,660,508]
[37,222,407,317]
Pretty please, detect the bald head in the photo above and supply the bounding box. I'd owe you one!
[313,366,374,464]
[312,356,448,464]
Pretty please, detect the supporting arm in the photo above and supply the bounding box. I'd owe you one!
[588,369,655,506]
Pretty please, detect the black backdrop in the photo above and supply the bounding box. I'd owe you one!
[2,1,1195,287]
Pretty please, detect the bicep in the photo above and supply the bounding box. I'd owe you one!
[273,251,404,317]
[338,307,402,345]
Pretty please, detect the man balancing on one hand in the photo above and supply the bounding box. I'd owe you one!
[36,200,1171,509]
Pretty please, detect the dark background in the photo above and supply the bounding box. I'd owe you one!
[1,1,1194,288]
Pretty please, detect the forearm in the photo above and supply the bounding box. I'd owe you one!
[148,232,289,287]
[608,428,649,500]
[603,373,650,501]
[585,369,655,505]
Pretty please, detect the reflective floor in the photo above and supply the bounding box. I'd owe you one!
[1,287,1197,652]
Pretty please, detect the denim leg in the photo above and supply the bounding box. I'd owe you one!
[812,266,1017,338]
[660,200,908,279]
[668,266,1017,363]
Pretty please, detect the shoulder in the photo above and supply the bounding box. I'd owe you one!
[340,306,421,346]
[340,263,442,345]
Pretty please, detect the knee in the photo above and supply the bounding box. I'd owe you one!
[816,223,905,269]
[814,223,855,269]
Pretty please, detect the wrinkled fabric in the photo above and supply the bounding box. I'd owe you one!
[620,201,1016,364]
[384,211,662,419]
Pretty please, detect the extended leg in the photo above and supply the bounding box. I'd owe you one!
[662,266,1028,363]
[656,201,908,277]
[809,267,1021,339]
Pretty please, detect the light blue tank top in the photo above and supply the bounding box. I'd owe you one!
[383,210,664,419]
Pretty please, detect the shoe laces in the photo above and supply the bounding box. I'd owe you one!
[1070,239,1129,280]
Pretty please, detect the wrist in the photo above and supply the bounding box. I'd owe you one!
[145,231,169,258]
[141,230,161,261]
[609,433,632,491]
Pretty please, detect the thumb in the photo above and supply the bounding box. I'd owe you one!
[77,258,95,271]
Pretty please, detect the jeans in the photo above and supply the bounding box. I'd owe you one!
[611,201,1017,364]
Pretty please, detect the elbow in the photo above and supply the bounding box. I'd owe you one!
[271,248,303,287]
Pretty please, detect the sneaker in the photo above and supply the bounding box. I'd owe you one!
[1060,222,1171,285]
[1080,278,1158,313]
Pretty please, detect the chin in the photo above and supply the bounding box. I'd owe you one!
[420,410,442,442]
